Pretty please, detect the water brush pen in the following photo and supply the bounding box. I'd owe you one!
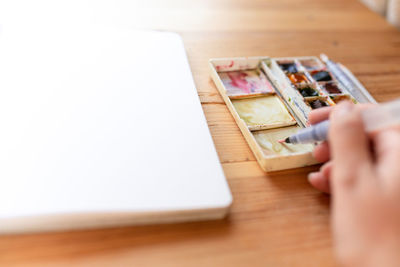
[278,99,400,144]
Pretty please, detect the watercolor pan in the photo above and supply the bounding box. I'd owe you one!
[296,83,320,98]
[319,81,343,95]
[277,60,300,74]
[330,94,357,104]
[299,58,325,71]
[305,97,330,109]
[310,70,333,82]
[286,72,310,84]
[209,56,376,172]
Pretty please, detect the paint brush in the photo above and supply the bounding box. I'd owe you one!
[280,121,329,144]
[279,99,400,145]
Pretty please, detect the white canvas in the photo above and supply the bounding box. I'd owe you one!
[0,26,232,233]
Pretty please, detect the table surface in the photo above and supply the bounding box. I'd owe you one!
[2,0,400,266]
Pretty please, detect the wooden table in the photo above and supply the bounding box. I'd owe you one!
[2,0,400,266]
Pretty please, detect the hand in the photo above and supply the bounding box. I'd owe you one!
[308,102,378,192]
[307,101,400,266]
[307,106,333,193]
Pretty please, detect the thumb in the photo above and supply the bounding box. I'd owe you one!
[329,102,373,188]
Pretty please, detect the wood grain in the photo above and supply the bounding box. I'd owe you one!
[2,0,400,266]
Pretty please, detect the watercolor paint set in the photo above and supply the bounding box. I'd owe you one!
[209,55,376,171]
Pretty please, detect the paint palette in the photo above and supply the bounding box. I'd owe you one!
[231,95,296,130]
[253,126,314,156]
[219,69,275,98]
[209,56,375,171]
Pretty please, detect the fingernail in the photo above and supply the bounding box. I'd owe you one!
[334,101,353,117]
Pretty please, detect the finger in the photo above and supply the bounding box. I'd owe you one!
[308,161,332,193]
[310,104,375,164]
[308,104,374,125]
[372,126,400,187]
[313,141,330,163]
[329,102,373,188]
[309,106,333,125]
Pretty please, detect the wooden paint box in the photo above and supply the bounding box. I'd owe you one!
[209,56,376,172]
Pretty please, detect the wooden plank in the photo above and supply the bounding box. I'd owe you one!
[108,1,389,32]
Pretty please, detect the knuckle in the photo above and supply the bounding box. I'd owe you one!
[335,175,356,189]
[333,170,357,189]
[334,166,373,190]
[330,112,364,137]
[333,165,368,189]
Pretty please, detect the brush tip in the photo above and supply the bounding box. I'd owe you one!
[278,137,291,144]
